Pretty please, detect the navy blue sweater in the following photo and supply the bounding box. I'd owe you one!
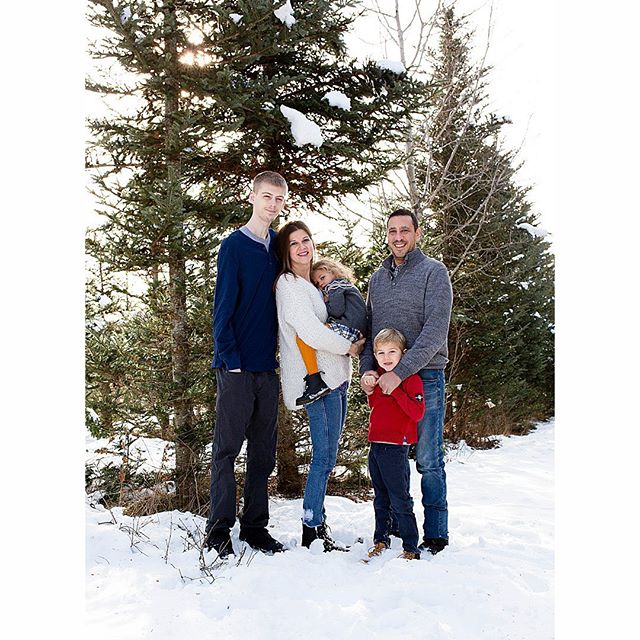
[212,228,280,372]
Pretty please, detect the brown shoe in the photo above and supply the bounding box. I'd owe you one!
[399,551,420,560]
[367,542,389,558]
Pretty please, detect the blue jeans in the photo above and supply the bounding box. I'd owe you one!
[369,443,420,554]
[302,381,348,527]
[416,369,448,540]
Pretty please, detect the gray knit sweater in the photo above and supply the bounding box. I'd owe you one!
[324,278,367,335]
[359,248,453,380]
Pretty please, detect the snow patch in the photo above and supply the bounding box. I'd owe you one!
[309,538,325,555]
[229,13,243,25]
[86,430,175,474]
[323,90,351,111]
[517,222,548,238]
[274,1,296,28]
[280,105,324,147]
[376,59,406,74]
[86,420,555,640]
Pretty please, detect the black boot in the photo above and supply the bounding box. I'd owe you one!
[296,372,330,406]
[239,528,285,554]
[418,537,448,555]
[317,520,349,552]
[204,528,234,559]
[302,523,319,548]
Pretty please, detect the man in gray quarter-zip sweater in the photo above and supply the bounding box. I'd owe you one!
[360,208,453,555]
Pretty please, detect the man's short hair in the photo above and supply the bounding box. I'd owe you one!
[373,328,407,351]
[253,171,288,193]
[387,208,419,231]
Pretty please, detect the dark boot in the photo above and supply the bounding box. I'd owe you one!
[239,528,285,555]
[418,537,448,555]
[302,523,319,548]
[296,372,330,406]
[317,520,349,552]
[204,528,234,559]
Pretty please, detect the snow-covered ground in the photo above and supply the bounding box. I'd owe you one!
[85,432,175,475]
[86,420,554,639]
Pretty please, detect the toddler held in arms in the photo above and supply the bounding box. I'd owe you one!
[294,258,366,405]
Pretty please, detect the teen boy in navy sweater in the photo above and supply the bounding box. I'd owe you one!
[364,328,425,560]
[205,171,287,558]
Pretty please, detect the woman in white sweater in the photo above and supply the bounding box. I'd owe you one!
[275,221,363,551]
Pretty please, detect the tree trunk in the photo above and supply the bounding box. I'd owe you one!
[98,380,114,434]
[276,398,303,497]
[164,2,199,512]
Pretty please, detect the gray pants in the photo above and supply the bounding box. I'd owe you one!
[205,369,279,534]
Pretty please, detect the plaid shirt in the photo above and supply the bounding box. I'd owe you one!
[389,262,402,281]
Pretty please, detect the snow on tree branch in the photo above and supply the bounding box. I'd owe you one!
[517,222,548,238]
[376,59,406,74]
[323,90,351,111]
[274,1,296,28]
[280,106,324,147]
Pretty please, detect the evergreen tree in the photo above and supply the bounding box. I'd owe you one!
[415,6,555,442]
[86,0,427,509]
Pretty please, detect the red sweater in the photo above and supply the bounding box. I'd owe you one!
[367,372,425,445]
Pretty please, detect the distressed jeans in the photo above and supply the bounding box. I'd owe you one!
[302,381,348,527]
[415,368,448,540]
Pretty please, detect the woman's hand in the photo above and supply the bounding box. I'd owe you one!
[347,338,365,357]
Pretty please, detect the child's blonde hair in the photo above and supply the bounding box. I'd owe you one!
[373,328,407,351]
[311,257,355,283]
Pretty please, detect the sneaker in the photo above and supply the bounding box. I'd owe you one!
[367,541,390,558]
[418,537,448,555]
[204,529,234,559]
[239,528,285,555]
[399,550,420,560]
[296,372,331,406]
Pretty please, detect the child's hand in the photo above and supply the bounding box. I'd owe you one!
[362,374,378,388]
[360,370,379,395]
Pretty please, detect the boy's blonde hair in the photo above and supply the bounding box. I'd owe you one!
[311,257,355,283]
[373,328,407,351]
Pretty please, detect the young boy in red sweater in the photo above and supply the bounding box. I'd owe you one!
[364,328,425,560]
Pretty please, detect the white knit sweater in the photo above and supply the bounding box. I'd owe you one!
[275,273,353,411]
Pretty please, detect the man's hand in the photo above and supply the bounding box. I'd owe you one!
[377,371,402,395]
[360,370,379,395]
[347,338,365,357]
